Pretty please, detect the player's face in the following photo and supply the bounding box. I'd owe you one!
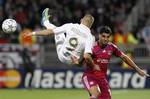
[99,33,110,45]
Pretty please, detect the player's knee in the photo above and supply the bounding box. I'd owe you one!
[92,92,100,99]
[90,92,101,99]
[90,95,98,99]
[89,86,101,99]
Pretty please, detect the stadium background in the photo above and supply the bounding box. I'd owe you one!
[0,0,150,99]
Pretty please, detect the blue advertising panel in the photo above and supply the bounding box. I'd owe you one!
[0,68,150,89]
[108,69,150,89]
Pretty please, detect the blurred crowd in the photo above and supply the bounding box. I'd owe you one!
[0,0,150,46]
[0,0,150,69]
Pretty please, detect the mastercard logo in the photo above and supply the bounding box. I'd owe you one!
[0,70,21,88]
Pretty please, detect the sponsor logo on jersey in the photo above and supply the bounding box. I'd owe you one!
[97,58,109,63]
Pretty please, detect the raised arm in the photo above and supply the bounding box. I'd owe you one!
[24,23,68,38]
[32,29,54,36]
[23,29,54,38]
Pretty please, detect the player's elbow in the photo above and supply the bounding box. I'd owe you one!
[120,54,130,62]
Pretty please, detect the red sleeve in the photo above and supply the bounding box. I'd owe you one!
[112,44,123,57]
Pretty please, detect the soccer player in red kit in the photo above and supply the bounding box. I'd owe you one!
[72,26,149,99]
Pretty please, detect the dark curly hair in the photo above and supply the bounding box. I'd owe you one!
[99,26,112,35]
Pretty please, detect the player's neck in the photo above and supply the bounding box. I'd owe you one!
[80,23,91,28]
[98,41,107,49]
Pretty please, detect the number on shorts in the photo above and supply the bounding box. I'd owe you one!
[63,37,78,57]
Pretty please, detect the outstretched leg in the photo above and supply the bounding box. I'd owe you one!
[41,8,65,54]
[41,8,56,29]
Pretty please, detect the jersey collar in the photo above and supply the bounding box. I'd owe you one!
[80,24,90,32]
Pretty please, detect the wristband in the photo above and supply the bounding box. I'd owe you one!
[32,32,36,35]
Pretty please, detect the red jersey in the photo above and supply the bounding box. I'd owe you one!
[84,42,123,78]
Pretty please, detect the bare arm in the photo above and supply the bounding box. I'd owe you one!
[71,53,100,70]
[120,53,149,77]
[71,56,84,67]
[32,29,54,36]
[31,23,68,36]
[84,53,94,67]
[70,54,94,66]
[23,29,54,38]
[84,53,100,70]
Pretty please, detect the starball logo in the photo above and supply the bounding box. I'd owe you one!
[0,70,21,88]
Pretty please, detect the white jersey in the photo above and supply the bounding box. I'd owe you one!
[53,23,95,64]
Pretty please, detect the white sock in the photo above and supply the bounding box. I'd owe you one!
[43,20,56,29]
[90,95,98,99]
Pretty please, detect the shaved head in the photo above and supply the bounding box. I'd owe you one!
[81,14,94,28]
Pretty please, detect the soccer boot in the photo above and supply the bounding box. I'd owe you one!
[41,8,51,26]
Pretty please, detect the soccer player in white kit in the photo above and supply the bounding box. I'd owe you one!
[25,8,99,69]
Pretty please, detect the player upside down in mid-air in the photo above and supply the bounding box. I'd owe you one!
[24,8,99,70]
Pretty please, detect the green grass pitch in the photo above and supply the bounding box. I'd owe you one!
[0,89,150,99]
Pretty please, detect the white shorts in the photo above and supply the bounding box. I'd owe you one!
[54,33,72,65]
[57,52,72,65]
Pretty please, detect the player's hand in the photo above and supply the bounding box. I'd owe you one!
[137,69,149,77]
[71,56,79,65]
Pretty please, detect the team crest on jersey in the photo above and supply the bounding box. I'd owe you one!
[108,50,112,55]
[96,58,109,63]
[102,50,106,53]
[90,81,94,85]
